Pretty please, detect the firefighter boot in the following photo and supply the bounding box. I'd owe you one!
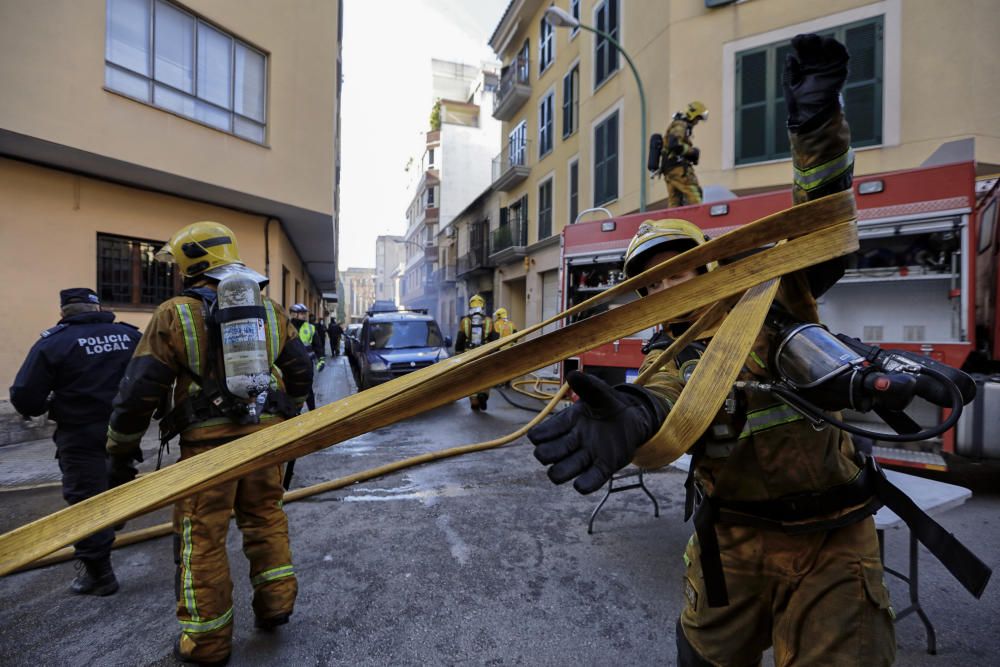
[469,395,480,411]
[174,636,230,667]
[478,392,489,411]
[70,556,119,596]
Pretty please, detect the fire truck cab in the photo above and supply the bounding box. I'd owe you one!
[560,158,1000,470]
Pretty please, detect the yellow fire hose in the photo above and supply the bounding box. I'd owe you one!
[14,384,571,574]
[0,192,857,576]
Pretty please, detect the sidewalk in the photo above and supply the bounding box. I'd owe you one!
[0,354,356,491]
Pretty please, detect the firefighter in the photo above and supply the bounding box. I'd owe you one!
[105,221,314,666]
[529,35,898,666]
[9,287,141,596]
[493,307,517,338]
[455,294,498,410]
[660,100,707,208]
[290,304,320,409]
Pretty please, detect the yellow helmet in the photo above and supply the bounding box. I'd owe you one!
[684,100,708,123]
[494,307,508,320]
[157,221,242,278]
[623,219,715,294]
[469,294,485,310]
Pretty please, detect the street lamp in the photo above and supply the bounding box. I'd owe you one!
[545,6,648,212]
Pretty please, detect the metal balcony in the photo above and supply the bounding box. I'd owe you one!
[493,55,530,121]
[489,219,529,264]
[492,140,530,192]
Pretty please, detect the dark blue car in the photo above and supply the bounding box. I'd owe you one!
[356,309,451,390]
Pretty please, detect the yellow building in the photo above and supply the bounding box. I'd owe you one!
[0,0,341,400]
[488,0,1000,328]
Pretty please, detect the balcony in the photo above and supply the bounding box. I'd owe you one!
[457,244,492,277]
[430,265,456,285]
[493,55,531,120]
[489,219,529,265]
[492,140,530,192]
[422,206,439,225]
[423,241,437,261]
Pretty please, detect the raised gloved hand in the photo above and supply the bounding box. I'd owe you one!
[783,33,849,133]
[108,454,139,489]
[528,371,667,494]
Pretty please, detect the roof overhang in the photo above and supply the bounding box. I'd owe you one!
[0,128,338,291]
[489,0,545,56]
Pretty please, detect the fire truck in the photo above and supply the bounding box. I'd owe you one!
[560,156,1000,471]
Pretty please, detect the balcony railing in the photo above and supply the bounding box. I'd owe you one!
[457,243,491,276]
[493,55,530,121]
[491,139,531,192]
[430,265,456,285]
[490,219,529,262]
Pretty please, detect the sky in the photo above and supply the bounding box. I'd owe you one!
[338,0,510,269]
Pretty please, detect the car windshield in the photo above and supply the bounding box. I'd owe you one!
[369,320,443,349]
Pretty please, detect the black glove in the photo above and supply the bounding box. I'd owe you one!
[527,371,667,494]
[783,33,849,133]
[108,454,139,489]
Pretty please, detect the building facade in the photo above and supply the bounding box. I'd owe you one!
[340,267,377,323]
[375,235,406,305]
[0,0,342,398]
[487,0,1000,330]
[400,60,501,327]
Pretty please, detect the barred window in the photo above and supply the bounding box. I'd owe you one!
[97,234,179,307]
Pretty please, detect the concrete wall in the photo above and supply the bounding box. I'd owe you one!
[0,0,338,216]
[0,158,320,398]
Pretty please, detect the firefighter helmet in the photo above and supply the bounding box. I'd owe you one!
[623,219,715,293]
[494,307,508,320]
[684,100,708,123]
[156,221,242,278]
[469,294,485,310]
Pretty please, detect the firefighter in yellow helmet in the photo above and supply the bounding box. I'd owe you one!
[492,307,517,338]
[455,294,498,410]
[106,221,314,665]
[653,100,707,208]
[530,36,899,665]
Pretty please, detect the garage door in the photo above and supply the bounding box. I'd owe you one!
[540,270,560,376]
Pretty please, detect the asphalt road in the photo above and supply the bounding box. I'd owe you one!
[1,355,998,666]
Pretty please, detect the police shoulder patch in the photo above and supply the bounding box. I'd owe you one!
[40,323,67,338]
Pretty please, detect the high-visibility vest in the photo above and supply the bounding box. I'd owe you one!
[495,319,516,338]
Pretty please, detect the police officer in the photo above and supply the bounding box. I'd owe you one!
[529,36,898,666]
[105,222,314,665]
[659,100,707,208]
[9,287,141,596]
[289,304,320,409]
[455,294,498,410]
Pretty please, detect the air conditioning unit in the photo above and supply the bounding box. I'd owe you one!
[445,226,456,238]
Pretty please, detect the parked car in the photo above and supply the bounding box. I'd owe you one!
[356,309,451,390]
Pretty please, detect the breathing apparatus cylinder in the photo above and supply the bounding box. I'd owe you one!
[216,271,271,403]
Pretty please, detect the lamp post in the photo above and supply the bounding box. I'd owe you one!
[545,6,648,213]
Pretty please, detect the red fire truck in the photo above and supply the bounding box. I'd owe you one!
[560,157,1000,470]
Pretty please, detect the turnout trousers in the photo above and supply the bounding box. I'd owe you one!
[678,517,896,667]
[54,422,115,561]
[173,440,297,664]
[665,164,703,208]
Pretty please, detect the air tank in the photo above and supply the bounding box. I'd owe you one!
[216,271,271,400]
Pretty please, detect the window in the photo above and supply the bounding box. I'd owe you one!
[593,110,619,206]
[570,0,581,36]
[105,0,268,143]
[509,120,528,167]
[562,64,579,138]
[594,0,619,88]
[568,159,579,224]
[538,178,554,240]
[735,16,883,165]
[426,186,436,208]
[427,148,435,168]
[539,14,554,73]
[97,234,178,307]
[539,91,554,157]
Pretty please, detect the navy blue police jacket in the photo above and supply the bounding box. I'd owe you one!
[9,311,141,427]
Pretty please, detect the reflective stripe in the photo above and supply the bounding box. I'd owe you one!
[251,564,295,587]
[180,517,199,620]
[179,607,233,634]
[738,403,804,440]
[794,149,854,192]
[176,304,201,378]
[107,426,145,443]
[263,301,280,364]
[749,351,767,370]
